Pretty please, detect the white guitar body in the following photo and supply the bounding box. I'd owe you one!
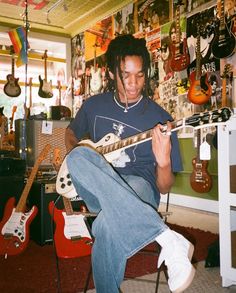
[56,133,123,198]
[90,67,102,94]
[42,79,53,97]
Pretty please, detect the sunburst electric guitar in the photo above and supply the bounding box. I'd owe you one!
[48,148,93,258]
[190,129,212,193]
[0,144,51,257]
[4,46,21,98]
[56,107,232,199]
[187,26,212,105]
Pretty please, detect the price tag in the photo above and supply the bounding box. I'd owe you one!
[200,141,211,160]
[42,120,53,135]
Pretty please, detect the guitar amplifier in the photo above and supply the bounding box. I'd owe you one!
[28,180,84,246]
[15,119,70,167]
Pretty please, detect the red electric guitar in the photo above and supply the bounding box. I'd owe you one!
[187,25,212,105]
[170,0,190,72]
[48,148,93,259]
[0,144,51,257]
[190,129,212,193]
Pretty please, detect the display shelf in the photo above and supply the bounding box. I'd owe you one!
[218,113,236,287]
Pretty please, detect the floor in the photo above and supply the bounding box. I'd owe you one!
[86,204,236,293]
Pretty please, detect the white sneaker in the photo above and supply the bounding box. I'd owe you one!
[157,231,196,293]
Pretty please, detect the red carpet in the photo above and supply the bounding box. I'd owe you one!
[0,224,218,293]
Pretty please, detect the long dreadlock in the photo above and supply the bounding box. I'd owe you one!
[105,34,151,104]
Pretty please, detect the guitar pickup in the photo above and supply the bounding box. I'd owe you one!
[70,235,83,241]
[4,233,13,239]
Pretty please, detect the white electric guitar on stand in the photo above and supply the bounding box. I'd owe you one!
[56,108,232,199]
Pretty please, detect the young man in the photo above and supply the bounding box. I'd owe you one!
[64,34,195,293]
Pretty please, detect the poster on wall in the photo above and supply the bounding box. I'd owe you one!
[186,6,221,110]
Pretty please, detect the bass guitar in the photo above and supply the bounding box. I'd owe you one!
[190,129,212,193]
[187,25,212,105]
[48,148,93,258]
[170,0,190,72]
[38,50,53,98]
[212,0,236,59]
[56,107,232,199]
[0,144,51,257]
[4,46,21,98]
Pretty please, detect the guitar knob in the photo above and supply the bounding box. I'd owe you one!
[66,174,71,179]
[61,183,65,189]
[60,177,64,182]
[67,181,72,186]
[14,241,20,248]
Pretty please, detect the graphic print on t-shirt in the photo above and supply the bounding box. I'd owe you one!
[93,115,145,168]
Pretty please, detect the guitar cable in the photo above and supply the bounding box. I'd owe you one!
[50,194,63,293]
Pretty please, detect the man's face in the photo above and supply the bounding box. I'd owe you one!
[115,55,145,103]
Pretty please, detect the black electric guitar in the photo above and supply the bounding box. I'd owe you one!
[221,64,232,107]
[38,50,53,98]
[212,0,236,59]
[4,46,21,97]
[190,129,212,193]
[56,107,232,199]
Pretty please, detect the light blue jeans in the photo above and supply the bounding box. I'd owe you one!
[66,146,168,293]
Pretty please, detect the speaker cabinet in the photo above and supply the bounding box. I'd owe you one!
[0,176,25,221]
[15,119,70,167]
[28,180,83,246]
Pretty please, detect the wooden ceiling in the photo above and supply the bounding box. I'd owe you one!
[0,0,133,37]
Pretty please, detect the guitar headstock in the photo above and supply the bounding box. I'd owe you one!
[185,107,232,128]
[52,148,62,172]
[42,49,48,60]
[221,64,232,79]
[37,144,51,165]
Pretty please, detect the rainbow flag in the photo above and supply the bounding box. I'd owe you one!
[8,27,29,67]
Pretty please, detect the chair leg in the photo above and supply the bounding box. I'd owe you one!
[83,263,92,293]
[155,263,170,293]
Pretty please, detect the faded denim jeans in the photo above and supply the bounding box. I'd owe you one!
[66,146,168,293]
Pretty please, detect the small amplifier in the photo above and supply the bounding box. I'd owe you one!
[15,119,70,167]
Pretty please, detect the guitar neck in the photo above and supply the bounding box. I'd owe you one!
[196,33,201,80]
[219,0,225,29]
[62,197,74,215]
[15,162,39,212]
[196,129,201,163]
[175,5,181,51]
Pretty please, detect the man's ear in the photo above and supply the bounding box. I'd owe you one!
[109,71,114,80]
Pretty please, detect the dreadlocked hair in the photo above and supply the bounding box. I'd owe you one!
[105,34,151,98]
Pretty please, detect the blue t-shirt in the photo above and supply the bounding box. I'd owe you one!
[69,92,183,204]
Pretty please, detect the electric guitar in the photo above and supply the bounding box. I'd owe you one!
[190,129,212,193]
[170,0,190,72]
[48,148,93,258]
[38,50,53,98]
[187,25,212,105]
[221,64,232,107]
[56,107,232,199]
[0,144,51,257]
[4,46,21,97]
[90,43,102,95]
[212,0,236,59]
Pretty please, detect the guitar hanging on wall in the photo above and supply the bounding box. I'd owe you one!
[56,107,232,199]
[0,144,51,257]
[48,148,93,259]
[212,0,236,59]
[187,25,212,105]
[170,0,190,72]
[4,46,21,98]
[190,129,212,193]
[221,64,232,108]
[90,42,102,95]
[38,50,53,98]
